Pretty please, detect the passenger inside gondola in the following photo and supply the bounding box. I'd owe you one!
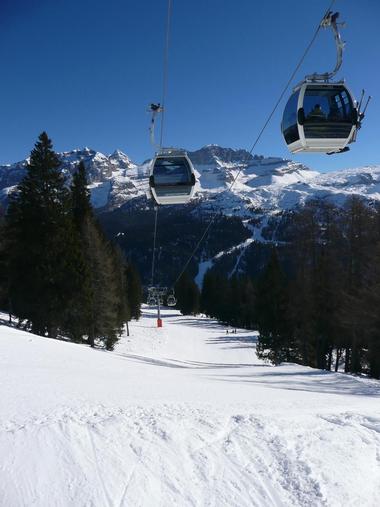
[307,104,326,120]
[303,87,354,138]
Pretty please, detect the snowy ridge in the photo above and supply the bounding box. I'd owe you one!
[0,148,147,210]
[1,308,379,506]
[1,145,380,214]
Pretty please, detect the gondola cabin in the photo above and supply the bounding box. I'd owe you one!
[149,150,196,205]
[147,295,156,306]
[167,294,177,306]
[282,82,359,154]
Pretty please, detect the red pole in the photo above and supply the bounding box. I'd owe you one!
[157,298,162,327]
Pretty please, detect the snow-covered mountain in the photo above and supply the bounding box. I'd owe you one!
[0,147,144,210]
[1,145,380,215]
[2,145,379,284]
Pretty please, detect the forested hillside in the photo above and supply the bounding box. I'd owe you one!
[199,197,380,378]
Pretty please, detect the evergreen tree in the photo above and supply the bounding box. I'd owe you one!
[4,132,83,337]
[71,161,92,226]
[111,245,130,332]
[345,241,380,379]
[339,197,374,373]
[175,273,200,315]
[70,161,129,350]
[85,222,118,348]
[201,270,219,317]
[125,262,143,320]
[239,277,256,329]
[365,242,380,379]
[0,218,10,312]
[256,249,294,364]
[201,270,229,320]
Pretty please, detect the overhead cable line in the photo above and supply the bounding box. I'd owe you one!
[150,0,173,289]
[159,0,173,149]
[151,205,159,287]
[171,0,337,287]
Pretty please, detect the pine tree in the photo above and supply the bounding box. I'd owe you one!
[70,161,128,350]
[80,220,120,349]
[345,241,380,379]
[365,242,380,379]
[62,161,94,342]
[4,132,83,337]
[125,262,142,320]
[175,273,200,315]
[256,249,294,364]
[239,277,256,329]
[339,197,374,373]
[71,161,92,226]
[201,270,229,320]
[0,217,10,312]
[201,270,218,317]
[111,245,130,332]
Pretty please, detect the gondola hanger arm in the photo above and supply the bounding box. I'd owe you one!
[306,11,345,82]
[147,103,164,150]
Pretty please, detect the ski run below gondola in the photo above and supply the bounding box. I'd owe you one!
[0,308,379,506]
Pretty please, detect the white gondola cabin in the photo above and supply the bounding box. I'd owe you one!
[149,149,196,205]
[147,295,156,306]
[167,291,177,306]
[281,82,359,154]
[281,11,370,155]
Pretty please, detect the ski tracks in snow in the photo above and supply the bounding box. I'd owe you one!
[86,425,114,507]
[1,402,380,506]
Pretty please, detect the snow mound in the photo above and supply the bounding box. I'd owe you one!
[1,309,380,506]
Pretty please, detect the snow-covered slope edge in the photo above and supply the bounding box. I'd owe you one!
[1,308,379,506]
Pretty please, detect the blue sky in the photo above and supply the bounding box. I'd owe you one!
[0,0,378,172]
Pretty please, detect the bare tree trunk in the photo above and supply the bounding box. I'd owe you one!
[327,347,333,371]
[344,347,351,373]
[335,348,341,372]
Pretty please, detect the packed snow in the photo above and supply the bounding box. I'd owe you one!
[89,181,112,208]
[1,308,380,506]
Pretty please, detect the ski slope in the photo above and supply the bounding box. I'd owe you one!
[1,308,380,506]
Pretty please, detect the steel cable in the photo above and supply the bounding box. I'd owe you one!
[171,0,337,287]
[150,0,173,290]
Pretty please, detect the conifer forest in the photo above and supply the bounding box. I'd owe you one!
[0,133,142,350]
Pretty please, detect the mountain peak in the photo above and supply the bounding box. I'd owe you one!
[110,149,128,158]
[189,145,254,165]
